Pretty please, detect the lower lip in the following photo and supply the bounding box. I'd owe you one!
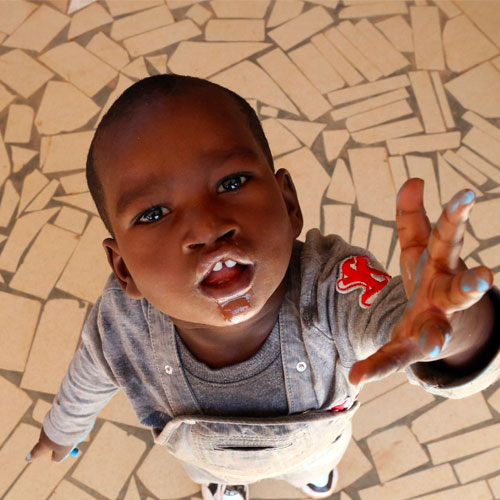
[198,265,255,300]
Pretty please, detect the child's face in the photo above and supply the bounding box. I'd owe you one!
[97,87,303,328]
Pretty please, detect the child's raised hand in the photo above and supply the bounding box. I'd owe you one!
[27,428,76,463]
[349,178,494,386]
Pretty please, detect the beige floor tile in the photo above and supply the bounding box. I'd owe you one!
[353,382,434,440]
[146,54,168,74]
[11,146,38,174]
[4,104,34,144]
[289,42,344,94]
[478,243,500,269]
[268,6,332,51]
[274,148,329,239]
[358,371,407,404]
[251,478,305,499]
[0,134,10,188]
[328,74,410,107]
[3,4,69,53]
[432,0,461,19]
[454,0,500,50]
[0,424,40,498]
[347,99,412,132]
[0,376,32,446]
[493,55,500,73]
[267,0,304,29]
[454,446,500,484]
[72,422,145,499]
[124,19,201,58]
[17,169,49,216]
[409,71,446,134]
[322,130,350,161]
[21,299,87,394]
[430,71,455,129]
[350,215,371,249]
[0,49,54,99]
[0,82,16,114]
[339,2,408,19]
[462,111,500,145]
[349,147,397,222]
[26,179,60,212]
[41,132,94,174]
[123,476,141,500]
[35,81,100,135]
[387,241,401,277]
[412,392,492,444]
[137,442,201,499]
[352,117,423,145]
[186,3,212,26]
[60,172,88,195]
[122,57,150,80]
[326,158,355,204]
[53,192,98,215]
[211,61,297,115]
[0,207,59,273]
[489,474,500,499]
[261,118,301,157]
[86,32,130,70]
[67,2,112,39]
[359,463,456,500]
[0,290,41,372]
[56,216,111,303]
[311,33,363,87]
[211,0,270,18]
[257,48,331,121]
[99,390,146,429]
[375,15,413,53]
[278,119,326,148]
[46,0,70,14]
[489,386,500,415]
[260,106,278,118]
[469,198,500,240]
[111,5,174,41]
[307,0,339,6]
[32,399,52,424]
[463,127,500,168]
[437,153,476,204]
[170,41,270,79]
[49,479,96,500]
[461,230,479,259]
[368,224,393,268]
[324,204,351,242]
[465,256,480,269]
[0,0,37,35]
[0,180,19,228]
[68,0,96,15]
[443,14,498,73]
[387,131,461,155]
[104,0,163,17]
[411,6,445,70]
[54,206,88,234]
[96,73,134,123]
[388,155,408,192]
[414,481,493,500]
[445,62,500,119]
[443,150,487,186]
[337,438,373,491]
[205,19,265,42]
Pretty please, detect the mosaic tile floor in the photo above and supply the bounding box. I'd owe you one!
[1,0,500,499]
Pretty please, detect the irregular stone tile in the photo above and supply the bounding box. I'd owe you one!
[35,81,100,135]
[493,55,500,72]
[302,0,338,6]
[104,0,163,17]
[0,179,19,228]
[347,100,412,132]
[462,111,500,144]
[478,243,500,269]
[358,371,407,404]
[489,475,500,499]
[18,169,49,216]
[46,0,70,13]
[432,0,461,18]
[5,104,34,144]
[268,6,333,51]
[67,2,113,39]
[454,446,500,484]
[137,440,200,499]
[0,49,54,99]
[11,146,38,174]
[349,147,396,221]
[437,153,476,204]
[414,481,493,500]
[41,132,94,173]
[387,131,461,155]
[0,82,15,114]
[267,0,304,29]
[337,438,373,491]
[110,5,174,41]
[274,148,329,239]
[123,476,141,500]
[326,159,355,204]
[261,118,301,157]
[60,172,88,194]
[0,376,32,446]
[322,130,350,162]
[454,0,500,49]
[146,54,168,74]
[252,478,313,499]
[469,198,500,240]
[358,464,456,500]
[99,390,147,429]
[489,386,500,415]
[352,117,423,145]
[388,155,408,192]
[22,299,87,393]
[68,0,96,15]
[260,106,278,118]
[463,127,500,168]
[32,399,52,424]
[26,179,60,212]
[53,192,98,215]
[0,134,10,189]
[387,243,401,278]
[0,0,37,34]
[212,61,297,115]
[0,423,40,498]
[123,19,201,58]
[278,119,326,147]
[122,57,150,80]
[289,42,344,94]
[56,216,111,303]
[339,2,408,19]
[430,71,454,129]
[72,422,146,499]
[210,0,270,18]
[205,19,265,41]
[368,224,393,268]
[257,48,331,121]
[0,291,41,371]
[50,480,96,500]
[186,3,212,26]
[324,204,351,242]
[311,33,363,87]
[54,206,88,234]
[465,256,481,269]
[86,32,130,71]
[0,207,59,272]
[443,15,498,73]
[444,62,500,119]
[97,73,134,123]
[375,15,413,53]
[443,150,487,186]
[411,6,445,70]
[3,4,69,52]
[409,71,446,134]
[461,230,479,259]
[350,215,370,249]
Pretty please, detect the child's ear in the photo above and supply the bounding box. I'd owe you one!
[276,169,303,238]
[102,238,143,299]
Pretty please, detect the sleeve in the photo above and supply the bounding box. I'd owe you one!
[42,297,120,446]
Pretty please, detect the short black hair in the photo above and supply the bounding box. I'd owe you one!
[86,74,275,237]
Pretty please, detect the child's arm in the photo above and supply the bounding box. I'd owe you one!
[349,178,497,385]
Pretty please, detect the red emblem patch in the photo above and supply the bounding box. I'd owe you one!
[336,255,391,308]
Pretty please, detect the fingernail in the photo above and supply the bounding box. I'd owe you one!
[477,278,490,292]
[419,330,429,350]
[443,332,451,350]
[448,190,475,214]
[26,453,31,461]
[461,270,490,293]
[428,345,441,358]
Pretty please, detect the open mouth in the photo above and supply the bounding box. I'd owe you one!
[199,263,254,300]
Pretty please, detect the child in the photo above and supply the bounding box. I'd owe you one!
[27,75,500,500]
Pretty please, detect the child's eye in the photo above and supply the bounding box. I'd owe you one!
[136,206,169,224]
[217,175,249,193]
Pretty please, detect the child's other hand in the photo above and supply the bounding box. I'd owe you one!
[349,178,494,385]
[27,428,76,463]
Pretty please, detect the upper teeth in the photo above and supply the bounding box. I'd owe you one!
[212,259,237,272]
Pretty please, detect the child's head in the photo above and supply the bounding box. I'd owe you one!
[86,74,303,327]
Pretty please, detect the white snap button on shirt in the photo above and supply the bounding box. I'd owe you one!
[296,361,307,372]
[164,364,173,375]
